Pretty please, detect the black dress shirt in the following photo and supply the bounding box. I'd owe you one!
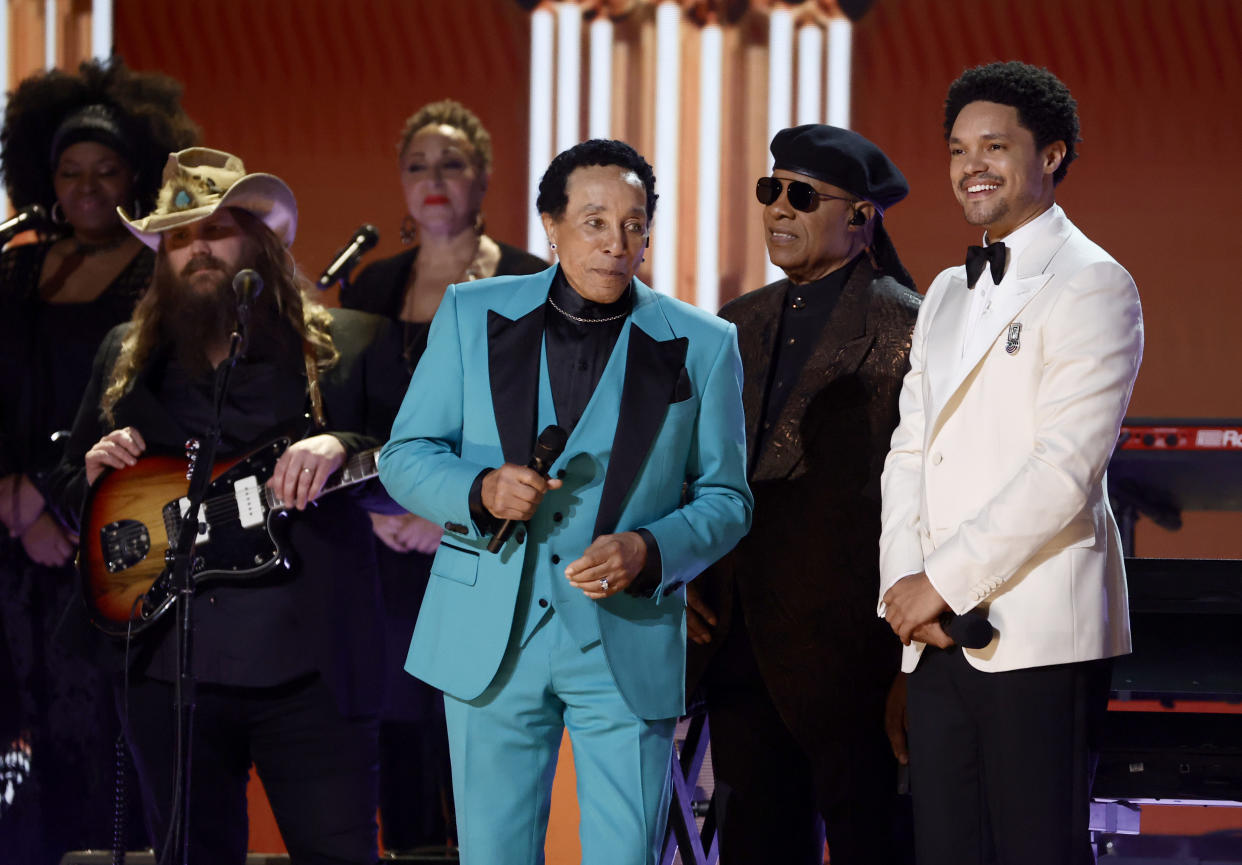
[146,350,315,686]
[758,254,860,455]
[544,267,632,435]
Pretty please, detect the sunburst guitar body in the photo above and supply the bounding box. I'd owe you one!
[79,437,379,638]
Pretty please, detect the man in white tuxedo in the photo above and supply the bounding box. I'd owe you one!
[878,62,1143,865]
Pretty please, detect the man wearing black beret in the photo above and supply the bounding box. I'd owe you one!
[686,125,920,864]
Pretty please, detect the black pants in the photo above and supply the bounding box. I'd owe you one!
[120,673,379,865]
[377,717,454,851]
[704,614,912,865]
[906,647,1111,865]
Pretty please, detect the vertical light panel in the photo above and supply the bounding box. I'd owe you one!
[44,0,58,69]
[652,1,681,297]
[766,9,794,153]
[796,24,822,126]
[555,2,582,154]
[765,8,795,286]
[92,0,114,60]
[527,7,555,255]
[695,24,723,312]
[826,17,853,129]
[588,16,613,140]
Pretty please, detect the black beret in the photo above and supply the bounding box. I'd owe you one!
[770,124,908,214]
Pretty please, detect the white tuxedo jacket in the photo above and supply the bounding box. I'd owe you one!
[879,206,1143,673]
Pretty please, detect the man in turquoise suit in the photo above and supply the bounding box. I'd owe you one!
[378,139,752,865]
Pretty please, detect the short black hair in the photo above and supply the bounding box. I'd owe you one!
[944,61,1080,185]
[536,139,658,223]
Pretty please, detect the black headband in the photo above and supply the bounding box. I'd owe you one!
[49,104,132,167]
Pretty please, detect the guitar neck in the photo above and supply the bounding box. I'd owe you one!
[266,447,381,510]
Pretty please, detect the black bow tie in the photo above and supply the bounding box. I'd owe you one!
[965,242,1007,289]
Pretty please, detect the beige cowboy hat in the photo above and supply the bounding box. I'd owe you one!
[119,146,298,250]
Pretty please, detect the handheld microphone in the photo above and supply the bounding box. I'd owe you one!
[0,204,48,242]
[938,610,995,650]
[317,224,379,289]
[486,424,569,554]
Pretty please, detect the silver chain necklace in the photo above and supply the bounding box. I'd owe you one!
[547,296,629,324]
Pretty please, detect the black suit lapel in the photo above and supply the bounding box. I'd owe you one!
[752,261,877,483]
[487,305,545,465]
[732,282,786,473]
[593,325,688,538]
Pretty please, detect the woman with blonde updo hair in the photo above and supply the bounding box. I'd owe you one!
[341,99,545,854]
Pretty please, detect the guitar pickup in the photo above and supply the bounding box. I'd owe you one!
[234,475,266,529]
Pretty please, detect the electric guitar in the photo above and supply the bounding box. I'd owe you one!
[79,437,381,638]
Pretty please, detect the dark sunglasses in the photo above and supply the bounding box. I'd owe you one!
[755,176,857,212]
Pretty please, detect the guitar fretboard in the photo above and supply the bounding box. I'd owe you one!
[264,446,381,510]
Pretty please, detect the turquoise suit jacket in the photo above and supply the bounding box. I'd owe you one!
[378,266,752,721]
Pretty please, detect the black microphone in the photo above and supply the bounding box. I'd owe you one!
[486,424,569,554]
[231,269,263,347]
[0,204,48,241]
[232,268,263,306]
[317,224,379,289]
[938,610,995,650]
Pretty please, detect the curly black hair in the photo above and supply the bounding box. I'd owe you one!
[943,61,1080,185]
[1,56,200,216]
[536,139,658,223]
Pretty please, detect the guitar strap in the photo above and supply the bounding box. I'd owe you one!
[303,342,326,429]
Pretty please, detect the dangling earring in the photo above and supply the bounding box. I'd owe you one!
[51,201,67,224]
[473,211,486,236]
[400,214,417,246]
[129,197,144,219]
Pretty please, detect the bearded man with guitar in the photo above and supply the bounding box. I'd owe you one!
[45,147,405,864]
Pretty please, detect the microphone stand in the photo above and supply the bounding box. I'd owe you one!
[162,303,250,865]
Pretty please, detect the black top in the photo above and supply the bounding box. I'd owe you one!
[544,267,631,436]
[0,242,151,488]
[340,241,548,374]
[759,254,859,453]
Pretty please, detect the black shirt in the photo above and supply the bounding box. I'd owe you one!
[544,267,632,436]
[759,254,860,454]
[147,351,313,687]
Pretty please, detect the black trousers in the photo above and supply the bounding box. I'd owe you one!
[120,673,379,865]
[906,646,1112,865]
[704,614,912,865]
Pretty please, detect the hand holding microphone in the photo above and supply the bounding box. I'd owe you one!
[485,425,568,553]
[884,570,994,649]
[938,610,995,649]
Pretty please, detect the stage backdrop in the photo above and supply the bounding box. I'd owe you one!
[95,0,1241,856]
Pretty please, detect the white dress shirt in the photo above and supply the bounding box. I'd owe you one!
[959,204,1062,369]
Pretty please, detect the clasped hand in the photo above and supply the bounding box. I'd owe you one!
[881,572,955,648]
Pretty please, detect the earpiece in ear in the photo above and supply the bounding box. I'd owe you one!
[850,209,867,226]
